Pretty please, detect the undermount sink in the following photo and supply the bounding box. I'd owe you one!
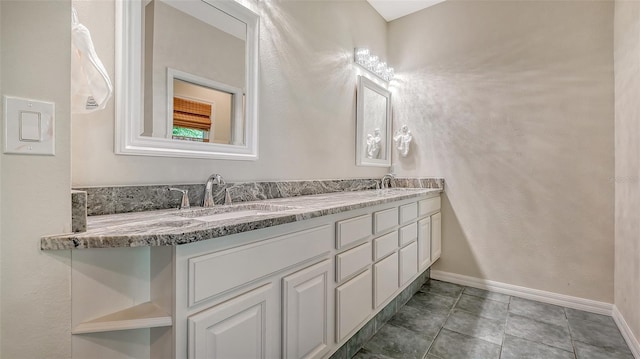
[172,203,297,222]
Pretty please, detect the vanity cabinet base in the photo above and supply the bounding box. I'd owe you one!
[70,193,441,359]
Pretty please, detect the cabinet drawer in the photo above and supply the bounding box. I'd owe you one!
[373,207,399,234]
[336,242,372,283]
[419,197,441,216]
[373,231,398,261]
[336,269,373,341]
[399,241,418,286]
[399,222,418,247]
[188,225,332,306]
[374,253,399,308]
[399,203,418,224]
[336,214,372,249]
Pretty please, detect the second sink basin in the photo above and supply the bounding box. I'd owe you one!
[172,203,297,222]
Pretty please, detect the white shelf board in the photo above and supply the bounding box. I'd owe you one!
[72,301,172,334]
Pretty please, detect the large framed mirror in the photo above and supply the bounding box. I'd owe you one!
[115,0,259,160]
[356,75,391,167]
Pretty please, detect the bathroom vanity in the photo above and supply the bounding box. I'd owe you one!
[43,188,442,359]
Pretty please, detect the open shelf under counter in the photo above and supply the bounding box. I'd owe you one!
[72,301,172,335]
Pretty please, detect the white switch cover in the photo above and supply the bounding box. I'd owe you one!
[3,96,55,155]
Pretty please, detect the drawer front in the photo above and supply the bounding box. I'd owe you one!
[336,269,373,341]
[336,214,372,249]
[399,202,418,224]
[336,242,372,283]
[399,241,418,286]
[419,197,441,216]
[374,252,399,308]
[373,207,399,234]
[188,225,332,307]
[373,231,398,261]
[399,222,418,247]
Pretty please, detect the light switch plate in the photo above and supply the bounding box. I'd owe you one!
[3,96,55,155]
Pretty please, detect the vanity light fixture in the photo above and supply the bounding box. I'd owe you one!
[354,48,394,82]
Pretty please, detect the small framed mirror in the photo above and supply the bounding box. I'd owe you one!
[115,0,259,160]
[356,75,392,167]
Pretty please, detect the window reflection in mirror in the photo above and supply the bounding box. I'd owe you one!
[172,79,241,145]
[141,0,246,146]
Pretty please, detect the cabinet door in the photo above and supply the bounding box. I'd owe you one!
[335,269,373,341]
[188,283,277,359]
[417,217,431,270]
[399,242,418,286]
[283,260,331,359]
[431,212,442,262]
[374,252,399,308]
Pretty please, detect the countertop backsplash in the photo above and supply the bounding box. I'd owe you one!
[73,177,444,217]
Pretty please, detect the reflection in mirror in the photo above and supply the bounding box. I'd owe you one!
[356,76,392,167]
[115,0,259,160]
[167,70,245,145]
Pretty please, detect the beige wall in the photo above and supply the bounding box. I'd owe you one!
[389,0,615,302]
[72,0,389,187]
[0,1,72,358]
[614,0,640,344]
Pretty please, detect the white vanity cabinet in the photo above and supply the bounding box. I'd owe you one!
[417,197,443,270]
[71,192,442,359]
[172,224,334,359]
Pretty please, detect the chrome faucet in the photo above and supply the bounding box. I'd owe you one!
[203,174,226,207]
[169,188,190,210]
[381,173,396,189]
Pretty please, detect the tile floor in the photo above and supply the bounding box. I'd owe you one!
[355,280,634,359]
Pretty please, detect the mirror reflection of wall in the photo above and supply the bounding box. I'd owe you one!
[142,0,246,144]
[362,87,388,160]
[356,75,392,167]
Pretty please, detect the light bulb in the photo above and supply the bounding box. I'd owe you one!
[368,55,379,70]
[355,48,369,64]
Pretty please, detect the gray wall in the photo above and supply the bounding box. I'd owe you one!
[1,1,72,357]
[72,0,390,186]
[614,0,640,345]
[388,0,615,302]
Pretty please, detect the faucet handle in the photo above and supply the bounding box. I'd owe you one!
[224,188,232,205]
[169,188,190,210]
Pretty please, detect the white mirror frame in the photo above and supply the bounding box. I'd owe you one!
[115,0,259,160]
[356,75,392,167]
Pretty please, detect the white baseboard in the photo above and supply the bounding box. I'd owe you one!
[430,270,613,315]
[613,306,640,359]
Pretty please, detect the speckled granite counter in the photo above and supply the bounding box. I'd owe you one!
[42,188,441,250]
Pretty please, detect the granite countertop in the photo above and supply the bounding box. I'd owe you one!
[41,188,441,250]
